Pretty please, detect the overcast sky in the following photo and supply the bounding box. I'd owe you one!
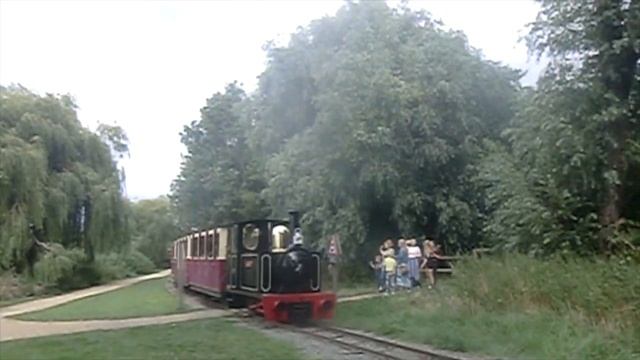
[0,0,541,200]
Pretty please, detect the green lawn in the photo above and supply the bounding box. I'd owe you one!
[0,319,305,360]
[17,277,188,321]
[334,288,639,360]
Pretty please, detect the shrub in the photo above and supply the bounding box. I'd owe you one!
[0,271,44,301]
[93,252,133,283]
[123,250,156,275]
[32,246,158,292]
[93,250,156,283]
[33,245,88,290]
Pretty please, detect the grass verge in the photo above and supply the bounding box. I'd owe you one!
[334,255,640,360]
[335,290,638,360]
[16,277,187,321]
[0,318,305,360]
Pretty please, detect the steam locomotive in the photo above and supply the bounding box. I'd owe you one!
[170,211,336,322]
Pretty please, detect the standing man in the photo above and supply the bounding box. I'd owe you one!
[326,234,342,293]
[175,239,187,308]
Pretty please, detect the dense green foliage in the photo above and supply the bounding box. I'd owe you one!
[0,319,305,360]
[171,85,269,228]
[480,0,640,256]
[172,2,520,257]
[129,197,180,268]
[2,0,638,297]
[0,86,163,295]
[0,86,130,273]
[171,0,639,261]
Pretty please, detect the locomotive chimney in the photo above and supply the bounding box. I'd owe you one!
[288,210,301,230]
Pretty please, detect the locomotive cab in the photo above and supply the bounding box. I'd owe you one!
[225,212,335,322]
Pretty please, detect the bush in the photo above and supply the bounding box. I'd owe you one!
[91,250,156,283]
[32,246,158,292]
[123,250,156,275]
[448,254,640,330]
[93,253,133,283]
[33,245,89,290]
[0,271,44,301]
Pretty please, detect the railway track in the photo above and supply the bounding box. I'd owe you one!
[282,324,466,360]
[187,290,478,360]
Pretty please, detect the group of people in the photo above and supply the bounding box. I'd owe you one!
[369,237,442,294]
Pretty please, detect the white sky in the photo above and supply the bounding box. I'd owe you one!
[0,0,541,200]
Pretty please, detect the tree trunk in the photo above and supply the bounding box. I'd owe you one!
[176,242,186,309]
[595,0,638,252]
[598,147,626,252]
[83,197,94,261]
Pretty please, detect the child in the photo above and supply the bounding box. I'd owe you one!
[383,253,397,295]
[379,238,395,256]
[369,254,385,292]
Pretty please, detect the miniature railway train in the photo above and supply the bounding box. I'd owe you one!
[170,211,336,322]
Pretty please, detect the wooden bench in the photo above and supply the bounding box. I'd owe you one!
[419,249,494,276]
[420,255,460,276]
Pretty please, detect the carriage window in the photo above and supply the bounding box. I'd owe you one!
[199,233,206,258]
[271,225,290,252]
[206,232,214,258]
[190,236,197,258]
[204,233,209,258]
[213,230,220,258]
[242,224,260,251]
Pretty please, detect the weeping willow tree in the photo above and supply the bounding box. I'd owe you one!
[0,85,130,275]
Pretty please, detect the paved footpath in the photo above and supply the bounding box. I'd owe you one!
[0,270,227,342]
[337,292,382,303]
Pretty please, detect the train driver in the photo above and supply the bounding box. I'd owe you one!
[292,228,304,246]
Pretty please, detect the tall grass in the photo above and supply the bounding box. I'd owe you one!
[336,294,638,360]
[449,255,640,330]
[334,254,640,359]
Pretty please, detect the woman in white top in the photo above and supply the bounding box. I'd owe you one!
[406,239,422,287]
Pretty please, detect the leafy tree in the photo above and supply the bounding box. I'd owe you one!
[172,2,519,260]
[97,123,130,159]
[480,0,639,256]
[255,2,519,257]
[130,196,180,267]
[173,0,638,262]
[171,83,269,229]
